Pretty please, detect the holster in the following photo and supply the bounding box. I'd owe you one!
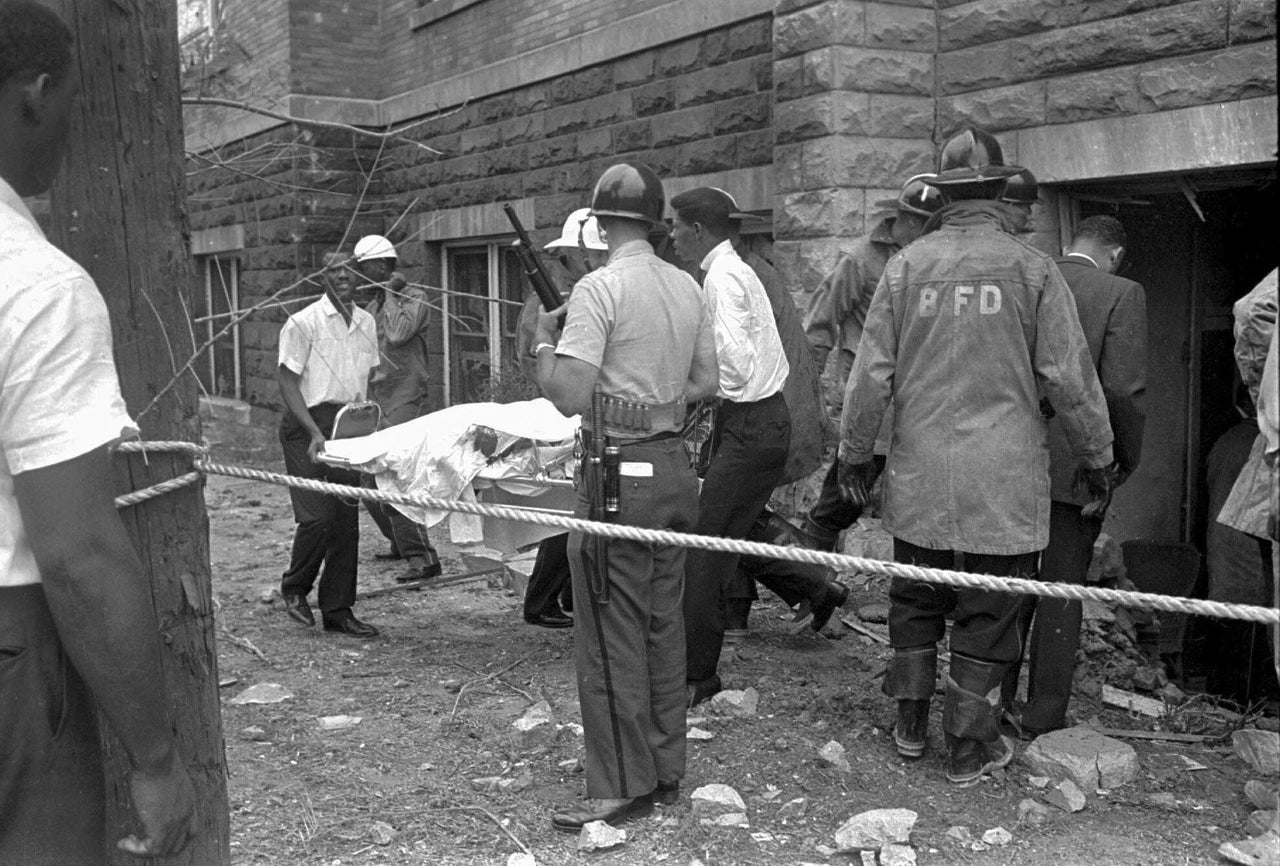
[943,653,1005,744]
[882,645,938,701]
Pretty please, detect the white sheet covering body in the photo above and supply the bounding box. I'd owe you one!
[320,398,579,542]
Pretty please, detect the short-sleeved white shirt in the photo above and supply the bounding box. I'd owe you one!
[1,178,138,587]
[277,296,378,407]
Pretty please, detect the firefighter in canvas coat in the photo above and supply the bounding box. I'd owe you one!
[838,127,1115,786]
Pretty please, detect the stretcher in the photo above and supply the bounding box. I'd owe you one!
[317,398,579,555]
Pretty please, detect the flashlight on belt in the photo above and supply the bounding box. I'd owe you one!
[602,445,621,516]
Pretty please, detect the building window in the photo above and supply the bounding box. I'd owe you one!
[194,255,243,400]
[440,243,525,405]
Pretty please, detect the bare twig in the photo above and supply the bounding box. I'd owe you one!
[445,805,531,856]
[448,656,529,722]
[220,622,271,664]
[182,96,446,155]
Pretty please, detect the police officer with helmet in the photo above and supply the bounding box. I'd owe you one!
[532,163,719,829]
[838,126,1115,787]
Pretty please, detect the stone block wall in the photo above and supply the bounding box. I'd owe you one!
[771,0,937,299]
[376,16,774,234]
[186,16,775,411]
[936,0,1277,139]
[186,126,387,408]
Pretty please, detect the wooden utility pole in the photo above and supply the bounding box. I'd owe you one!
[45,1,229,863]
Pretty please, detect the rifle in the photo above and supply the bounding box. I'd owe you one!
[502,204,563,312]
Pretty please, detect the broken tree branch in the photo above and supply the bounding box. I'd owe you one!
[182,97,446,154]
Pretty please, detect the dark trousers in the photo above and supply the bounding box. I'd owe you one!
[362,475,439,565]
[524,533,573,618]
[0,586,105,866]
[808,454,888,536]
[888,538,1036,664]
[569,437,698,799]
[731,508,833,608]
[684,392,790,683]
[280,404,360,615]
[1013,502,1101,730]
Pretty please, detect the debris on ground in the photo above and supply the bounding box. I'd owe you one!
[982,826,1013,846]
[577,820,626,852]
[709,687,759,717]
[317,714,362,731]
[778,797,808,819]
[506,853,537,866]
[227,682,292,705]
[818,740,852,771]
[1044,779,1088,813]
[1018,798,1055,825]
[856,602,889,624]
[833,807,917,851]
[687,727,715,741]
[691,783,746,819]
[1023,726,1140,790]
[513,700,556,747]
[368,821,397,845]
[1233,729,1280,775]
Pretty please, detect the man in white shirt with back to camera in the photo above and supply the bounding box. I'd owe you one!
[0,2,196,861]
[669,186,791,706]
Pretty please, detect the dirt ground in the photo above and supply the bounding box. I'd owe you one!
[201,416,1271,866]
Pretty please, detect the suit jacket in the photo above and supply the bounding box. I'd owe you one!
[1048,255,1148,505]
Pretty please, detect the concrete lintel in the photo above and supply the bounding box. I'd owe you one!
[662,166,775,217]
[285,94,381,128]
[190,224,245,255]
[410,198,536,242]
[1001,97,1278,183]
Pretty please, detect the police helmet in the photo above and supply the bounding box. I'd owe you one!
[873,173,944,218]
[544,207,608,251]
[1001,168,1039,205]
[589,163,665,225]
[930,126,1023,187]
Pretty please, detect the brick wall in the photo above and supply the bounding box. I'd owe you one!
[379,0,669,97]
[289,0,384,97]
[935,0,1276,137]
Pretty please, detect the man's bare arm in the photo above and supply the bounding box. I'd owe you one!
[277,365,326,460]
[13,447,196,857]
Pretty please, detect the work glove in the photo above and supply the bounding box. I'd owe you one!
[837,455,882,506]
[1073,462,1116,520]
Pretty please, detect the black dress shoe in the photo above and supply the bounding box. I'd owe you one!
[686,674,722,708]
[811,580,850,632]
[551,795,653,832]
[396,557,443,583]
[282,593,314,627]
[654,780,679,806]
[525,611,573,629]
[322,613,380,638]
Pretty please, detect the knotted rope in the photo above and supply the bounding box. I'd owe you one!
[112,441,1279,625]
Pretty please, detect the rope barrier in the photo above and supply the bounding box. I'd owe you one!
[188,457,1278,626]
[105,440,1279,625]
[111,441,210,509]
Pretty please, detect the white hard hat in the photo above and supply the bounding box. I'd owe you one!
[353,234,396,262]
[544,208,608,252]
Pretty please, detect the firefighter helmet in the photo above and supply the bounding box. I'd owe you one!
[930,126,1023,186]
[589,163,665,225]
[544,207,608,251]
[353,234,396,262]
[873,173,945,218]
[1001,168,1039,205]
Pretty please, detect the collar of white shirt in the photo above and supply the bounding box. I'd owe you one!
[699,238,736,273]
[1064,251,1100,269]
[0,176,41,233]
